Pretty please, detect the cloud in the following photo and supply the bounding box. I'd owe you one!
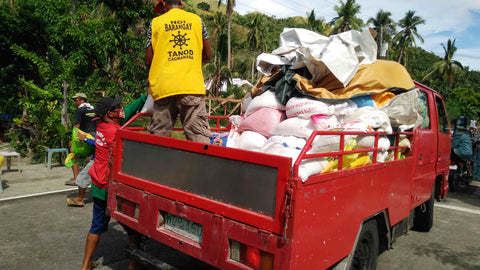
[456,48,480,71]
[234,0,480,70]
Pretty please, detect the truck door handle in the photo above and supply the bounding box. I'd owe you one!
[419,154,422,160]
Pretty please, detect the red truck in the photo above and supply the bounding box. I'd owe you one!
[107,81,450,270]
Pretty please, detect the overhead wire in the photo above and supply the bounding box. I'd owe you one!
[235,0,333,19]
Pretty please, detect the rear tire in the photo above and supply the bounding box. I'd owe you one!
[350,220,379,270]
[412,187,434,232]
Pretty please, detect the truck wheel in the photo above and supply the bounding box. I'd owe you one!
[350,220,379,270]
[412,187,434,232]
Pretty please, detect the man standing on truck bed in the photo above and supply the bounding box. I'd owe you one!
[145,0,212,143]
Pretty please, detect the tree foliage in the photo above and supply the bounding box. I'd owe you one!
[0,0,152,157]
[2,0,480,157]
[393,10,425,67]
[330,0,363,34]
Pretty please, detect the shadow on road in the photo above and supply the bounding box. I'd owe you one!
[444,182,480,208]
[413,243,480,270]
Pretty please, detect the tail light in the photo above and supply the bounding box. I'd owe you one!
[116,196,139,219]
[229,239,274,270]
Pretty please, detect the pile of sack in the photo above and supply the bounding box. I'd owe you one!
[211,87,421,181]
[209,28,425,181]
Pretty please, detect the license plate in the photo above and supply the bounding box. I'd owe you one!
[449,165,458,170]
[164,213,203,244]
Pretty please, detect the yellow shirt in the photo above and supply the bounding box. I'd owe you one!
[149,8,206,101]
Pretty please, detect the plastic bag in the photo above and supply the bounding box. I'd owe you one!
[380,89,422,129]
[370,91,395,107]
[72,128,95,157]
[210,133,229,146]
[140,94,154,114]
[225,115,244,148]
[64,153,76,167]
[321,138,369,173]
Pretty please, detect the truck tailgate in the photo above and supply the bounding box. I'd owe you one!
[111,129,292,235]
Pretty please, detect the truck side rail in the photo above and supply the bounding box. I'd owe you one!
[293,130,414,179]
[121,113,230,133]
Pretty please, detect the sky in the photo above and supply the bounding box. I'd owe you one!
[232,0,480,71]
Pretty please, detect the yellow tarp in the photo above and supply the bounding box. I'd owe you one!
[253,60,415,100]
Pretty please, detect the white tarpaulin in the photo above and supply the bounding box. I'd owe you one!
[256,28,377,88]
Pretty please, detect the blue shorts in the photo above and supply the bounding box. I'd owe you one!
[89,197,111,235]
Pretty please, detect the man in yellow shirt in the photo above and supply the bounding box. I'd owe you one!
[145,0,212,143]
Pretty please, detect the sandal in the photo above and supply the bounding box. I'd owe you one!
[90,261,99,269]
[67,197,85,207]
[65,178,77,186]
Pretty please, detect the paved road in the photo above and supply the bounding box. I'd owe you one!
[378,182,480,270]
[0,183,479,270]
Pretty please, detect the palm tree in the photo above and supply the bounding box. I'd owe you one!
[393,10,425,67]
[246,13,265,82]
[217,0,236,70]
[306,10,324,34]
[330,0,363,34]
[367,9,395,58]
[423,39,463,91]
[212,11,228,66]
[204,11,229,96]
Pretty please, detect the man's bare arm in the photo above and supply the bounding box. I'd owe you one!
[145,46,153,68]
[202,39,212,63]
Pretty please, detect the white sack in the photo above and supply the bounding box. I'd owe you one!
[270,117,314,139]
[245,90,286,117]
[331,100,358,118]
[342,106,392,134]
[261,139,302,166]
[380,89,422,129]
[356,135,391,151]
[286,97,332,118]
[309,135,342,153]
[310,114,338,130]
[309,121,370,153]
[260,135,328,182]
[265,135,307,150]
[235,131,267,151]
[298,158,329,182]
[376,151,389,163]
[256,28,377,87]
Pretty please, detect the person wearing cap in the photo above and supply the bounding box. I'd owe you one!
[65,93,97,186]
[145,0,212,143]
[80,96,140,270]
